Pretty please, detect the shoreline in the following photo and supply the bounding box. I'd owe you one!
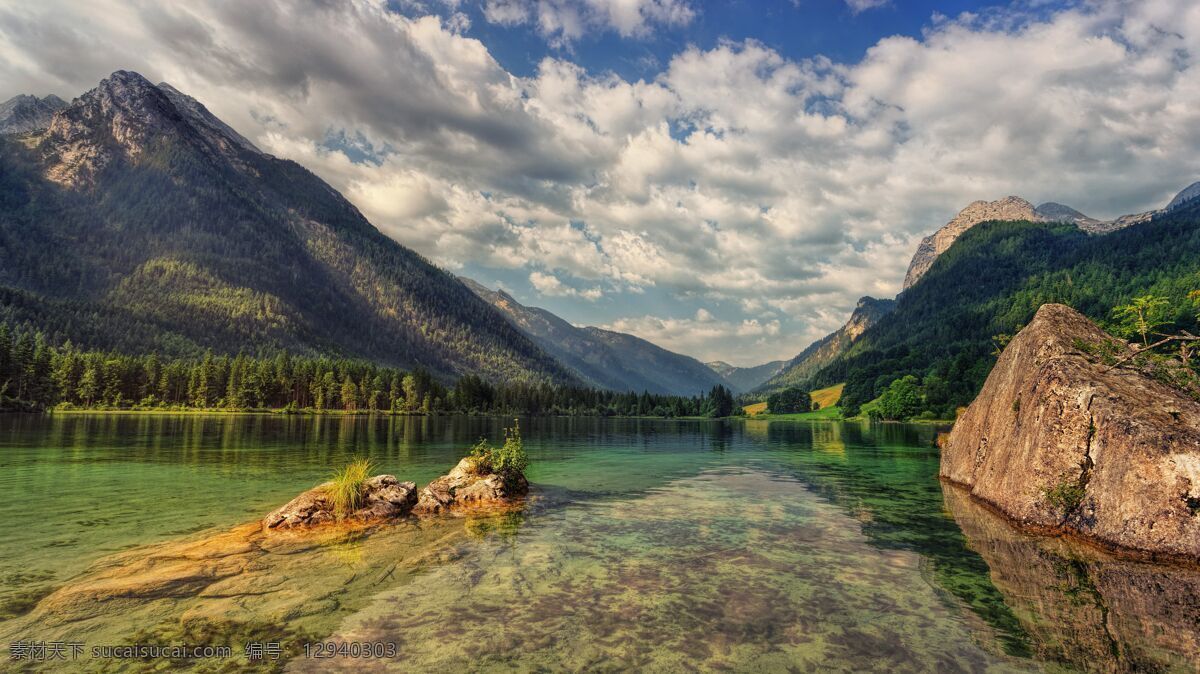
[939,478,1200,570]
[32,407,960,422]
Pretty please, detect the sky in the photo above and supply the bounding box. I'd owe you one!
[2,0,1200,366]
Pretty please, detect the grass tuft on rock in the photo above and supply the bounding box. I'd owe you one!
[1045,474,1086,515]
[327,457,374,519]
[470,419,529,490]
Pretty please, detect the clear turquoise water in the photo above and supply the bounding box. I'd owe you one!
[0,414,1196,672]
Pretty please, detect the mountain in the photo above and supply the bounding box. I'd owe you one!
[903,197,1045,290]
[814,198,1200,418]
[461,278,730,395]
[1033,202,1103,230]
[0,94,66,134]
[754,296,895,395]
[1166,181,1200,211]
[705,360,786,392]
[904,185,1200,290]
[0,70,576,384]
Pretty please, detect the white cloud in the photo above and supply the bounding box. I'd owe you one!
[482,0,695,44]
[529,271,603,300]
[845,0,889,13]
[603,311,782,363]
[483,0,529,25]
[2,0,1199,363]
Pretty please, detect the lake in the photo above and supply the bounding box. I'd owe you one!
[0,414,1197,672]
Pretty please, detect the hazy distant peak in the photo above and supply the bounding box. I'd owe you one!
[0,92,68,134]
[1034,202,1095,223]
[1166,181,1200,211]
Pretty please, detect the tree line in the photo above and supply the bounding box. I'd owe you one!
[0,322,742,418]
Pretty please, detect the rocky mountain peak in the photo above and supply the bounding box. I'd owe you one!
[902,196,1043,289]
[156,81,262,155]
[36,70,264,188]
[0,93,68,134]
[845,296,895,340]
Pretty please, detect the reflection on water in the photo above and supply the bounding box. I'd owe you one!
[0,414,1196,671]
[943,484,1200,673]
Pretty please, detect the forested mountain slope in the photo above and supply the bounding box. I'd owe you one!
[0,71,575,384]
[813,203,1200,417]
[461,278,730,395]
[754,297,895,395]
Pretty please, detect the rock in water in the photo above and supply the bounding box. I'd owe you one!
[941,303,1200,560]
[414,456,529,515]
[262,475,417,531]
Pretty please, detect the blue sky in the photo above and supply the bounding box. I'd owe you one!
[3,0,1198,365]
[457,0,1021,79]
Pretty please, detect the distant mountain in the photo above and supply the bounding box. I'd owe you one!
[816,199,1200,418]
[461,278,730,395]
[0,94,66,134]
[754,297,895,395]
[1166,181,1200,211]
[706,360,786,392]
[1033,202,1103,230]
[903,185,1200,290]
[0,71,576,384]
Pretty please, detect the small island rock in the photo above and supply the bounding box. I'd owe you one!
[414,456,529,515]
[941,303,1200,560]
[262,474,417,531]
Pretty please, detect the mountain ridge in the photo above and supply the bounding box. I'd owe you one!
[0,70,577,385]
[705,360,786,391]
[0,94,66,134]
[460,277,732,395]
[902,184,1200,290]
[754,296,895,395]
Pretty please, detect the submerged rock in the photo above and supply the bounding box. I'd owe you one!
[414,456,529,515]
[262,475,417,531]
[941,303,1200,560]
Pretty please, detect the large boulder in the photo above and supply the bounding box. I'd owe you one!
[414,456,528,515]
[262,475,417,531]
[941,303,1200,560]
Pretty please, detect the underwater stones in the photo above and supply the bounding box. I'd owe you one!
[262,475,417,532]
[414,457,529,515]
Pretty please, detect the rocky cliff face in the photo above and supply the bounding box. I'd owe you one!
[903,197,1044,290]
[941,303,1200,560]
[39,70,259,188]
[0,94,66,134]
